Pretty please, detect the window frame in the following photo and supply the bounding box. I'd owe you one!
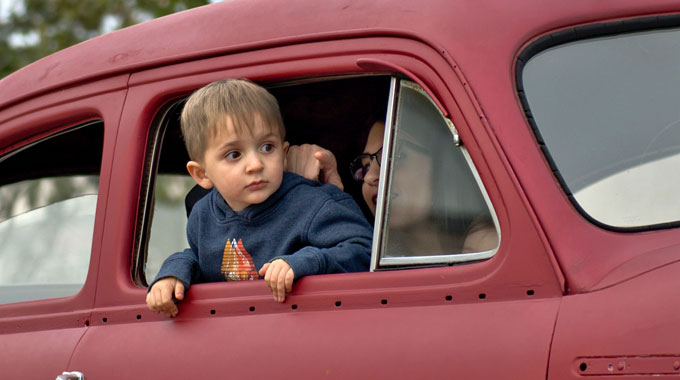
[134,73,502,281]
[133,100,186,286]
[372,79,500,270]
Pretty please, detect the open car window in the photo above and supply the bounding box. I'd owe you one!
[137,76,390,285]
[136,76,499,285]
[0,122,102,304]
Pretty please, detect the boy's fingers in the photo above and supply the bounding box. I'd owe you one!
[169,304,178,318]
[269,264,281,300]
[161,299,178,317]
[160,283,173,305]
[146,292,158,312]
[258,263,270,277]
[263,265,274,294]
[150,290,162,311]
[285,268,295,293]
[146,278,182,317]
[174,281,185,300]
[275,264,289,302]
[262,260,292,302]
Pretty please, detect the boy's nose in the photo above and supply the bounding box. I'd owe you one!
[245,154,264,173]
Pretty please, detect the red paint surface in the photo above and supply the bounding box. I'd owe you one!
[1,0,680,378]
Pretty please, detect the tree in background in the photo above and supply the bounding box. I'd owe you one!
[0,0,211,79]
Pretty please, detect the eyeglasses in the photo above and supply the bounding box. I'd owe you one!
[349,147,382,181]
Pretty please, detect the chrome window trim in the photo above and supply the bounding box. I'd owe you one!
[370,77,398,271]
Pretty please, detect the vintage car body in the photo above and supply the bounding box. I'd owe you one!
[1,0,680,378]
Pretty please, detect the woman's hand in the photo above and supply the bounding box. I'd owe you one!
[286,144,344,191]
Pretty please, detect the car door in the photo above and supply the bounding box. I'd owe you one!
[68,36,563,378]
[0,76,127,378]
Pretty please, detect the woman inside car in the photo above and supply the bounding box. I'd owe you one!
[287,112,498,257]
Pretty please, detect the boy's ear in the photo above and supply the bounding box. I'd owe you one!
[283,141,290,154]
[186,161,214,189]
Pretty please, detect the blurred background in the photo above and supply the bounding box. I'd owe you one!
[0,0,216,79]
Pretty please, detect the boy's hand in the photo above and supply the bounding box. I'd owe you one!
[286,144,344,191]
[259,259,294,303]
[146,277,185,317]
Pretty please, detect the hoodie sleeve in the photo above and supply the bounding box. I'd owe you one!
[275,193,373,278]
[148,248,200,291]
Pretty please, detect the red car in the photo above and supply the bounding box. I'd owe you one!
[2,0,680,378]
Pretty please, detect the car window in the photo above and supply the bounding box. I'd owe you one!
[136,76,499,282]
[374,80,499,268]
[521,27,680,229]
[0,122,102,304]
[137,76,390,285]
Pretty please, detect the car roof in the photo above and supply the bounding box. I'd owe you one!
[1,0,676,110]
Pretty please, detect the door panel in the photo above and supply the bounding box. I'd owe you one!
[71,297,559,378]
[73,38,562,378]
[0,329,86,378]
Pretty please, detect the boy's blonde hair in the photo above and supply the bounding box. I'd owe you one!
[181,78,285,161]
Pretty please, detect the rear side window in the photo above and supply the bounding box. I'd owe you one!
[0,122,102,303]
[521,24,680,229]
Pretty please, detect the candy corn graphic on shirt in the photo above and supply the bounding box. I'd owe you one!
[150,173,373,290]
[221,238,257,281]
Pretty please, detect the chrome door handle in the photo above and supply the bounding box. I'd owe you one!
[56,371,84,380]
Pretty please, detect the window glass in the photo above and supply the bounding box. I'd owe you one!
[378,81,498,267]
[145,174,195,282]
[522,27,680,228]
[0,123,102,303]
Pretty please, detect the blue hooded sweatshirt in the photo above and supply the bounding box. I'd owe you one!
[150,172,373,289]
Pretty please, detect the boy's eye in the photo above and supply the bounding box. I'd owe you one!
[225,151,241,160]
[260,143,274,153]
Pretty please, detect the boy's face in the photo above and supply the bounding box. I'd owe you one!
[188,115,288,211]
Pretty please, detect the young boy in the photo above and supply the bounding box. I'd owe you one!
[146,79,373,317]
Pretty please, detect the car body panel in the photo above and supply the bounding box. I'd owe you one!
[549,261,680,378]
[69,34,562,377]
[72,297,560,378]
[1,0,679,378]
[0,78,127,377]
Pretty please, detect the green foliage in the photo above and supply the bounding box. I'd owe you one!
[0,0,211,79]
